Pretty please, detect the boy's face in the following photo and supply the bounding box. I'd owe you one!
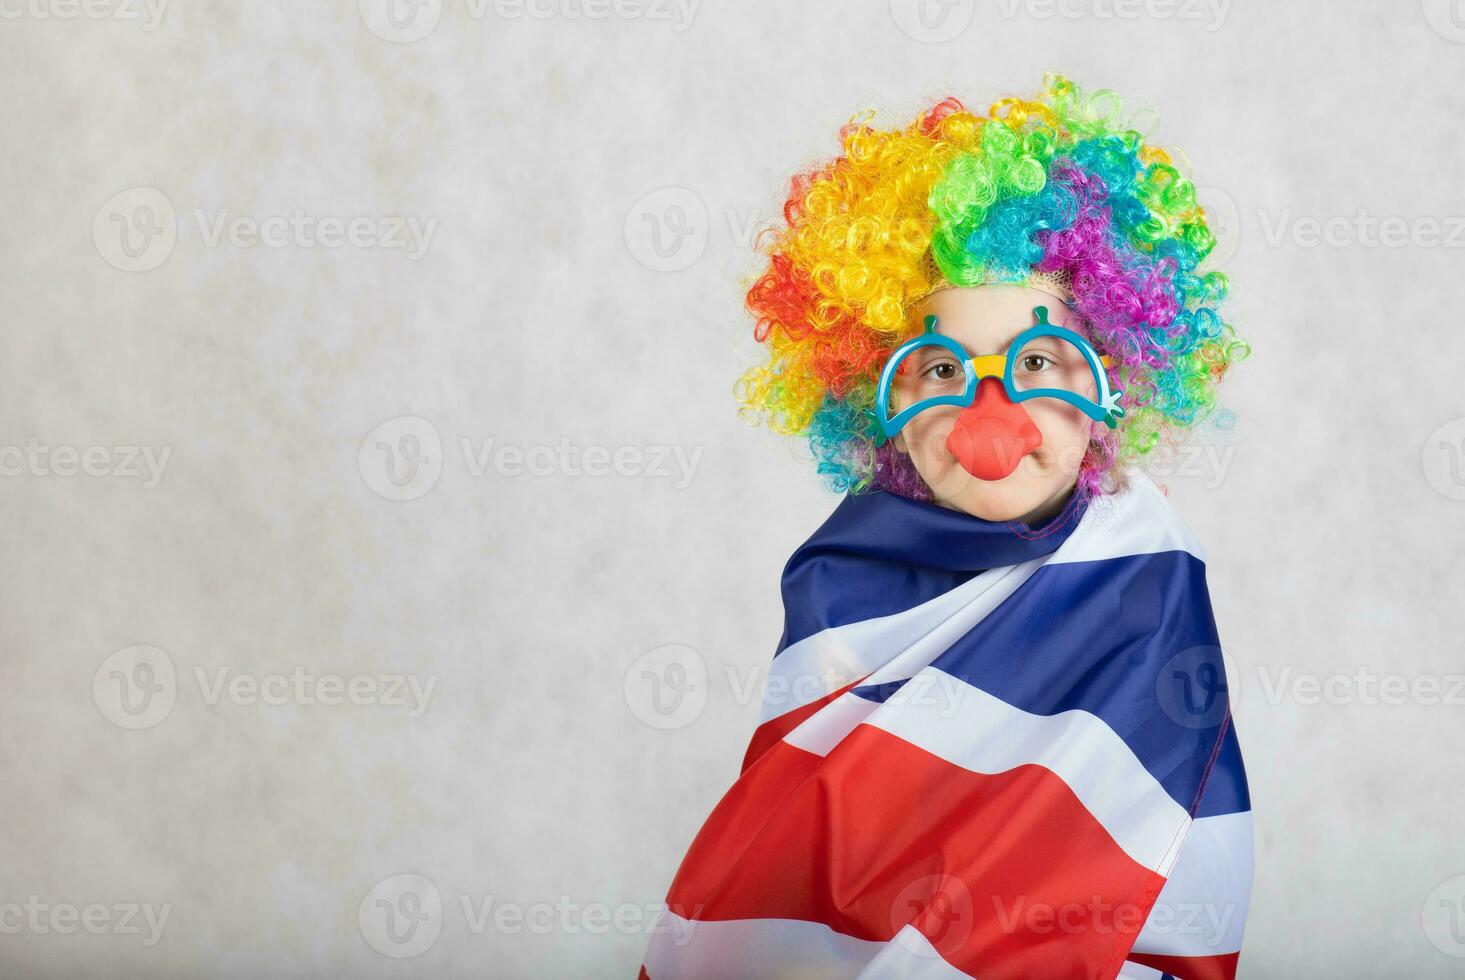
[892,285,1096,525]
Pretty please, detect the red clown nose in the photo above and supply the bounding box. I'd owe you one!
[945,378,1043,481]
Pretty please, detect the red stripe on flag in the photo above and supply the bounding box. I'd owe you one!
[1128,951,1239,980]
[666,726,1166,979]
[740,679,864,772]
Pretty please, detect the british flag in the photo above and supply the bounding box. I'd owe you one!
[643,473,1251,979]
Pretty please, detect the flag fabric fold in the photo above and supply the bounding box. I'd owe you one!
[644,473,1251,980]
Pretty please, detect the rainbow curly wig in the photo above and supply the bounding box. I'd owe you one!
[738,74,1248,499]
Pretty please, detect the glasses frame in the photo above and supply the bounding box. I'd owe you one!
[869,305,1125,447]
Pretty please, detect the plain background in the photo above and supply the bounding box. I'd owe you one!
[3,0,1464,976]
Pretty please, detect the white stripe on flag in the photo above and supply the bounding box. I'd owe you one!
[759,559,1041,726]
[1045,471,1206,568]
[1131,810,1254,956]
[642,912,974,980]
[856,925,979,978]
[643,910,884,979]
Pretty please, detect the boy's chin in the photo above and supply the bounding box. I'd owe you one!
[925,458,1072,524]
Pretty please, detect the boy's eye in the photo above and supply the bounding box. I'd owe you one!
[1020,354,1052,373]
[923,361,960,382]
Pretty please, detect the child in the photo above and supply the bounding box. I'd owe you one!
[643,75,1252,980]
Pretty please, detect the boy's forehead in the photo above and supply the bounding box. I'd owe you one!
[918,284,1075,348]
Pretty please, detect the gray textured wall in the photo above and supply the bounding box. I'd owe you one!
[2,1,1463,976]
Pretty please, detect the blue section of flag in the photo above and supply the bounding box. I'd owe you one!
[777,489,1086,654]
[1195,721,1250,816]
[852,551,1230,811]
[779,488,1248,819]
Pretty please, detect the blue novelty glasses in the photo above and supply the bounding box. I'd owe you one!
[870,306,1124,446]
